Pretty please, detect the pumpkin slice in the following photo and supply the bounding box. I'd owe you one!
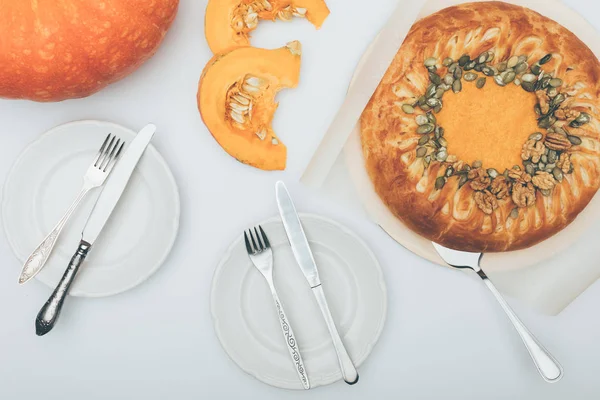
[205,0,329,54]
[198,41,302,170]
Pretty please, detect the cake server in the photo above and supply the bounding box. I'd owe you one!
[432,242,563,382]
[35,124,156,336]
[276,181,359,385]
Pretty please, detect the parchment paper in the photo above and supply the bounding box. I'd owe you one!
[302,0,600,315]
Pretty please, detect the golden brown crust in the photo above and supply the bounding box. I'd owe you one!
[0,0,179,102]
[360,1,600,252]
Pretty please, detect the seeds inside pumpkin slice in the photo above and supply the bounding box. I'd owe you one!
[198,42,302,171]
[205,0,329,54]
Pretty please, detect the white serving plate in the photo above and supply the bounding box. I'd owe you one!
[2,120,180,297]
[211,214,387,390]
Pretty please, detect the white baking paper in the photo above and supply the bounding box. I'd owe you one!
[302,0,600,315]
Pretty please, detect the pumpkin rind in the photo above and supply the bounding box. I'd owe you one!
[205,0,329,54]
[197,43,301,171]
[0,0,179,102]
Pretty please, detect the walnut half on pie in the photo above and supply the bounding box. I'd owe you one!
[360,1,600,252]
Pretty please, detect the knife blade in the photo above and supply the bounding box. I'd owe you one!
[35,124,156,336]
[275,181,359,385]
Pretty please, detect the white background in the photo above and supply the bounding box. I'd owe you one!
[1,0,599,399]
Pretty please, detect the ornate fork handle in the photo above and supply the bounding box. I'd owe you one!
[478,270,563,382]
[268,284,310,390]
[35,240,91,336]
[20,186,91,284]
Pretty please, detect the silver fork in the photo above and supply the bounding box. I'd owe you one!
[244,226,310,390]
[19,134,125,284]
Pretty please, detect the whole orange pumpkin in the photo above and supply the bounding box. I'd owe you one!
[0,0,179,102]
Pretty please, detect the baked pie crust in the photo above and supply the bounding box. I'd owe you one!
[360,1,600,252]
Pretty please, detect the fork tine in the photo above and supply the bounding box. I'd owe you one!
[102,138,121,172]
[244,231,254,254]
[104,140,125,173]
[249,229,259,253]
[254,227,265,251]
[97,135,116,169]
[100,137,119,171]
[94,134,111,166]
[259,226,270,249]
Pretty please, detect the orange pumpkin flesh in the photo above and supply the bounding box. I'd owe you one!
[0,0,179,102]
[205,0,329,54]
[198,42,301,170]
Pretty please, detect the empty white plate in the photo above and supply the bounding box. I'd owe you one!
[211,214,387,390]
[2,120,180,297]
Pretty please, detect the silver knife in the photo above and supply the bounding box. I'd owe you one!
[35,124,157,336]
[275,181,359,385]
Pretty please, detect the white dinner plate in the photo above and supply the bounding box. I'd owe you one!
[211,214,387,390]
[1,120,180,297]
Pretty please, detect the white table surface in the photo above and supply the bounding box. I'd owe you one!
[1,0,599,399]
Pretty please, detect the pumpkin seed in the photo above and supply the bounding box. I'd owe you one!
[502,71,516,84]
[424,57,437,67]
[434,104,442,113]
[551,94,566,107]
[514,78,521,86]
[474,63,484,72]
[435,126,445,139]
[429,72,442,85]
[434,87,445,98]
[436,150,448,162]
[449,63,459,74]
[553,167,564,182]
[539,53,553,65]
[427,112,437,124]
[548,150,557,164]
[487,168,499,178]
[435,176,447,189]
[486,51,495,62]
[510,208,520,219]
[521,81,536,92]
[402,104,415,114]
[577,112,591,124]
[458,174,469,188]
[473,160,483,168]
[497,62,508,72]
[546,163,556,171]
[458,55,470,67]
[464,60,477,71]
[547,87,558,97]
[426,84,436,98]
[538,115,556,129]
[549,78,563,87]
[453,68,463,80]
[427,98,441,108]
[507,55,520,69]
[482,67,495,77]
[514,62,528,74]
[518,55,529,63]
[443,74,454,85]
[513,165,522,171]
[540,76,551,89]
[529,132,543,141]
[438,137,448,147]
[478,52,488,64]
[443,57,454,66]
[416,114,429,125]
[464,72,478,81]
[416,147,427,157]
[445,167,454,177]
[541,154,548,164]
[538,162,545,170]
[568,135,582,145]
[531,64,542,75]
[417,123,435,134]
[418,135,429,146]
[522,73,537,83]
[525,163,536,176]
[534,104,542,116]
[452,79,462,93]
[494,75,506,86]
[476,77,487,88]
